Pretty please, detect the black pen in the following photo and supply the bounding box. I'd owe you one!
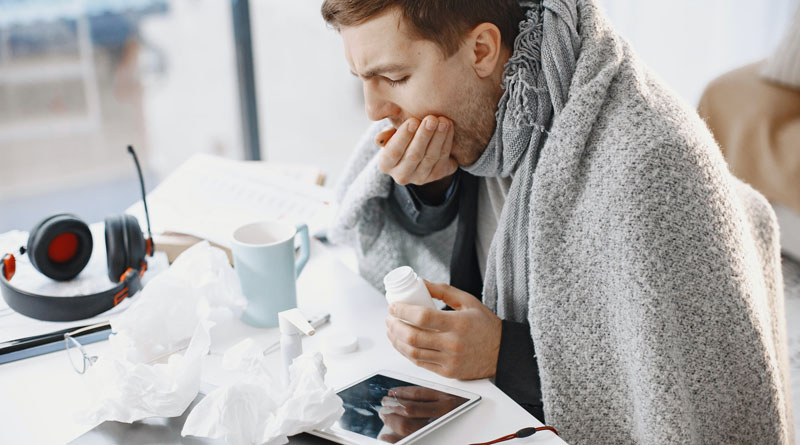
[0,321,111,365]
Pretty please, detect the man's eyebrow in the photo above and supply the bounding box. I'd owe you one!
[350,63,408,79]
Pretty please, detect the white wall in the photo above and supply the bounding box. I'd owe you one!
[598,0,799,105]
[250,0,370,185]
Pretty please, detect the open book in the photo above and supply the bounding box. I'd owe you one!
[126,154,335,260]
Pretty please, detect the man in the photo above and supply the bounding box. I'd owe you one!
[322,0,794,443]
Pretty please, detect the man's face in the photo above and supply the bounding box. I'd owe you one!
[341,8,500,166]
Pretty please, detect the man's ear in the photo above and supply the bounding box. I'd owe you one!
[468,23,503,78]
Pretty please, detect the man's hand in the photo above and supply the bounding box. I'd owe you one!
[385,281,502,380]
[375,116,459,186]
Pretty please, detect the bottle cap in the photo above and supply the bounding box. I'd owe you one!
[326,333,359,354]
[384,266,415,291]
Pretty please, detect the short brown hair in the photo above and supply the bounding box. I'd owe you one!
[321,0,525,57]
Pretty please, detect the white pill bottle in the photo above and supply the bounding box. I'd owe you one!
[383,266,437,309]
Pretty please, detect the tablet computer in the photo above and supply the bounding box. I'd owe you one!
[311,370,481,445]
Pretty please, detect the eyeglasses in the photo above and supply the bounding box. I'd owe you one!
[64,322,107,374]
[64,324,190,374]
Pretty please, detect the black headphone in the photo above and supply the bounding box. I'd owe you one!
[0,146,155,322]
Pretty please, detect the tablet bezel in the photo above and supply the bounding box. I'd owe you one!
[311,369,482,445]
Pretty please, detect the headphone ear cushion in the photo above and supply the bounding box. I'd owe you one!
[27,214,93,281]
[105,215,146,283]
[104,215,127,282]
[123,215,146,267]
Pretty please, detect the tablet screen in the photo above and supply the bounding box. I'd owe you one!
[335,373,470,443]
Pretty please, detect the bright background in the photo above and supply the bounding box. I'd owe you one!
[0,0,798,232]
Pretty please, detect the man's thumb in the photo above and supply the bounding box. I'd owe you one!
[423,280,474,310]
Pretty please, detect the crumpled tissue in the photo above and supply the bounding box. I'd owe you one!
[182,338,344,445]
[108,241,246,363]
[80,241,247,423]
[81,321,212,423]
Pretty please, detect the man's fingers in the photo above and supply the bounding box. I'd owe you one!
[442,120,454,158]
[423,281,477,310]
[390,116,438,185]
[385,337,447,377]
[378,119,418,173]
[412,117,449,183]
[387,328,443,364]
[428,156,459,182]
[388,303,451,331]
[377,115,456,185]
[427,121,458,180]
[375,127,398,147]
[386,315,447,349]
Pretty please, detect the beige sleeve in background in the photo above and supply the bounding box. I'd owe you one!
[698,62,800,215]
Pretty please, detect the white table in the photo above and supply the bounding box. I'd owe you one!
[0,239,565,445]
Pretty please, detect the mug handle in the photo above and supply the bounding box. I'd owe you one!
[294,223,310,278]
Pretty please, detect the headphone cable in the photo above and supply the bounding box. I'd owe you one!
[470,426,559,445]
[127,145,153,253]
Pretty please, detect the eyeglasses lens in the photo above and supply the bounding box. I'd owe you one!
[65,336,86,374]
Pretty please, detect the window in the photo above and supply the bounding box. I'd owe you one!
[0,0,242,232]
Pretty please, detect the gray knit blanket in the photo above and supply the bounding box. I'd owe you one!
[328,0,794,443]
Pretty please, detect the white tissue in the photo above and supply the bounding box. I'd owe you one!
[80,242,246,424]
[82,321,212,423]
[109,241,246,363]
[182,339,344,445]
[77,241,343,439]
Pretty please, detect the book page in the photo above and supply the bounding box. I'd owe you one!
[126,154,335,248]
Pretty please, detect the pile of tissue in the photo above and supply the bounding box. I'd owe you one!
[183,338,343,445]
[78,241,343,445]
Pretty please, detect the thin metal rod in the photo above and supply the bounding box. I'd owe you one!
[231,0,262,160]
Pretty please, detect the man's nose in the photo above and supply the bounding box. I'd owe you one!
[363,84,400,122]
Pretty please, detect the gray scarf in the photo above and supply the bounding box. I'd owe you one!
[462,0,580,323]
[329,0,793,442]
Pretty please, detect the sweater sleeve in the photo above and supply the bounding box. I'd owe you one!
[496,320,545,422]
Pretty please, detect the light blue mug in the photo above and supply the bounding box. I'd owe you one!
[232,220,310,328]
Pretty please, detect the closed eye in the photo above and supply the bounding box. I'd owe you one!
[386,76,409,87]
